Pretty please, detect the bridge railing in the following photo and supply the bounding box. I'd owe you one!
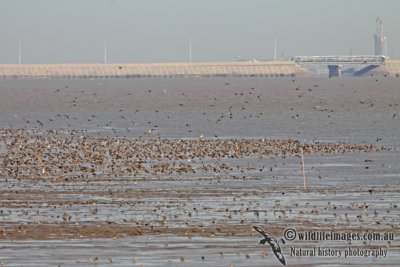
[293,55,386,64]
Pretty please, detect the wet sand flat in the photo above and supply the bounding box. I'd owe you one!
[0,77,399,266]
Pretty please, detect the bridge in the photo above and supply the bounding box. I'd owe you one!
[293,55,386,77]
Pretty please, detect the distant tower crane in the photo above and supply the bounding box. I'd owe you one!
[373,17,387,56]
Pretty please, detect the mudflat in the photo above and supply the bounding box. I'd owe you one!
[0,77,399,266]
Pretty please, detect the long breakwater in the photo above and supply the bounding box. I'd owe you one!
[0,61,308,79]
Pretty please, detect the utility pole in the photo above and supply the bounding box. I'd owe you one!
[18,39,22,64]
[189,39,192,62]
[104,40,107,64]
[274,36,277,61]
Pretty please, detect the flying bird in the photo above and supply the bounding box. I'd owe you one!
[253,225,286,265]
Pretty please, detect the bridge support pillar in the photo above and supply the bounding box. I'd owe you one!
[328,65,342,77]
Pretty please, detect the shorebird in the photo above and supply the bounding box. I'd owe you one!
[253,225,286,265]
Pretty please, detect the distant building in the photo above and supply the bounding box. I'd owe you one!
[374,17,387,56]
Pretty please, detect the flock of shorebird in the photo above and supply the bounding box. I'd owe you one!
[0,128,381,180]
[1,127,398,265]
[0,77,398,266]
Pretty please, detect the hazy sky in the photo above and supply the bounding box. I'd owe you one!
[0,0,399,64]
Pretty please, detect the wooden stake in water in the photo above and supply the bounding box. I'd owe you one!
[301,147,307,191]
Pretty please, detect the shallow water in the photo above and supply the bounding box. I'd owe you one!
[1,236,398,267]
[0,77,399,145]
[0,77,399,266]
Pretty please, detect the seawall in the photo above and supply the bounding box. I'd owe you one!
[370,60,400,77]
[0,61,308,79]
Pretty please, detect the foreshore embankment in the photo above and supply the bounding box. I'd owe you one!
[0,61,308,79]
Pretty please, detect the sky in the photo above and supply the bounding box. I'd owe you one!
[0,0,399,64]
